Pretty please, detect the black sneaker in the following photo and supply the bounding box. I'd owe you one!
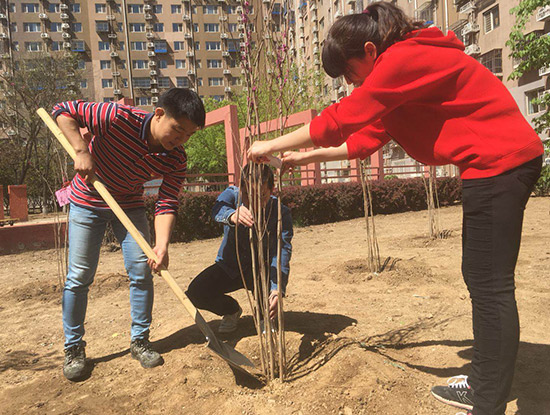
[431,375,474,411]
[63,344,87,381]
[130,338,164,368]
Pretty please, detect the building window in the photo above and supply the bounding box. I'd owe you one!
[80,80,88,89]
[154,40,167,53]
[211,95,224,101]
[208,77,223,86]
[483,5,500,34]
[98,41,110,51]
[172,5,182,14]
[136,97,151,106]
[128,4,143,13]
[22,3,39,13]
[158,77,170,88]
[72,23,83,32]
[228,23,237,32]
[207,59,222,68]
[193,23,199,32]
[72,40,85,52]
[100,60,111,69]
[526,88,545,115]
[102,79,113,88]
[197,78,203,86]
[173,23,183,32]
[122,79,128,87]
[175,59,186,69]
[227,41,237,52]
[158,60,168,69]
[231,77,242,86]
[25,42,42,52]
[103,97,114,102]
[117,23,123,32]
[96,21,109,32]
[153,23,164,32]
[23,23,41,32]
[131,42,147,51]
[130,23,145,32]
[71,4,81,13]
[206,41,221,51]
[133,60,148,69]
[194,42,200,50]
[153,5,162,13]
[480,49,502,75]
[10,22,17,32]
[96,3,107,14]
[119,41,125,51]
[174,41,185,51]
[176,77,189,88]
[134,78,151,88]
[78,60,86,69]
[51,41,62,51]
[227,5,238,14]
[203,5,218,14]
[49,4,60,12]
[204,23,220,33]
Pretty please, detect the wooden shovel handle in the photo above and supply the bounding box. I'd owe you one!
[36,108,200,319]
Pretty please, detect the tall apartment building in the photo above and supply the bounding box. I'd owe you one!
[0,0,281,106]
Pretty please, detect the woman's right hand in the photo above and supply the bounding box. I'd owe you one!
[281,151,308,173]
[74,151,95,182]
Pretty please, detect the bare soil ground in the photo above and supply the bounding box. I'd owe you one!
[1,198,549,415]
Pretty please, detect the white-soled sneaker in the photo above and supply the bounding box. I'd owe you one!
[431,375,474,411]
[218,306,242,333]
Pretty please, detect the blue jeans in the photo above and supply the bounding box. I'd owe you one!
[63,203,154,349]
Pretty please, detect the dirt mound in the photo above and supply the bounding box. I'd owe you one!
[4,273,128,303]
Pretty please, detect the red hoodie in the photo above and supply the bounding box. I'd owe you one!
[309,27,543,179]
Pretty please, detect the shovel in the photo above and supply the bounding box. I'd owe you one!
[37,108,260,379]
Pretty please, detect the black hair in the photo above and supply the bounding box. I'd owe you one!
[157,87,206,128]
[240,163,275,191]
[322,1,425,78]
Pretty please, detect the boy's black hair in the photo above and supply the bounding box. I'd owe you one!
[240,163,275,191]
[157,87,206,128]
[322,1,425,78]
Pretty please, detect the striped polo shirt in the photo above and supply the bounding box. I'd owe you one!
[52,100,187,215]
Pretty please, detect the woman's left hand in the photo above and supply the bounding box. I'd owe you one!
[247,140,273,163]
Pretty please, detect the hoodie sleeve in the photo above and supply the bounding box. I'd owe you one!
[310,36,465,148]
[346,119,391,160]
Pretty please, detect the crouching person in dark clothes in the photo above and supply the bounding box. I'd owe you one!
[186,164,293,333]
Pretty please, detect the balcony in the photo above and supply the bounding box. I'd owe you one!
[62,32,72,39]
[464,44,480,55]
[184,33,192,39]
[60,3,69,11]
[60,13,70,20]
[461,22,479,36]
[223,69,231,75]
[144,4,152,11]
[63,42,72,49]
[151,88,159,94]
[186,51,194,57]
[39,13,49,20]
[150,78,158,84]
[536,5,550,21]
[220,33,228,39]
[459,1,476,14]
[147,51,155,57]
[222,51,230,57]
[147,42,155,49]
[61,22,70,30]
[149,70,157,76]
[40,33,50,39]
[145,14,153,20]
[110,51,119,58]
[182,14,191,21]
[114,89,121,95]
[148,60,156,67]
[539,66,550,76]
[146,32,154,39]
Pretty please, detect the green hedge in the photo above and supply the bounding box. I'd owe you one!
[145,176,462,242]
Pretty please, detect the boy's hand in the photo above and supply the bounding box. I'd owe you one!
[74,151,95,182]
[230,206,254,227]
[247,140,272,163]
[148,245,169,272]
[269,291,279,320]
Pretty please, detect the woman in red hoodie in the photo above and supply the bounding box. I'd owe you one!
[248,2,543,415]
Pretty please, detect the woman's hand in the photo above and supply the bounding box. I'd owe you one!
[281,151,309,173]
[247,140,273,163]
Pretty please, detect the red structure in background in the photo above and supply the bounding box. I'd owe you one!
[8,185,28,222]
[0,186,4,220]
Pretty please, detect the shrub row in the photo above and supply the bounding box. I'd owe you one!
[145,176,462,242]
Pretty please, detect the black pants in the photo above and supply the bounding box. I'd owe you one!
[186,263,254,316]
[462,156,542,415]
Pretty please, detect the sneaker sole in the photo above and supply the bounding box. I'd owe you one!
[430,391,474,411]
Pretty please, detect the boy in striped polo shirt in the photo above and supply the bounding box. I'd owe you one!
[53,88,205,381]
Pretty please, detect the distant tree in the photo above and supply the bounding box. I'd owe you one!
[0,51,83,212]
[507,1,550,134]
